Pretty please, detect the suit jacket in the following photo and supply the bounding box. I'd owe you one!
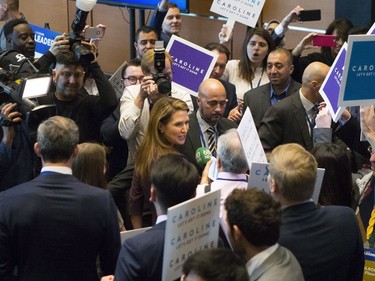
[0,173,121,281]
[114,221,166,281]
[190,79,238,118]
[243,79,301,129]
[258,93,312,151]
[250,245,304,281]
[279,202,364,281]
[177,112,238,173]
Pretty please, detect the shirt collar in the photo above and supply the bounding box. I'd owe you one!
[299,89,315,112]
[216,171,247,181]
[246,243,279,276]
[270,82,291,100]
[156,214,168,224]
[196,110,216,133]
[41,166,73,175]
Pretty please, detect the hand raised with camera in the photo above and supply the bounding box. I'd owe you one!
[1,103,22,148]
[49,34,70,56]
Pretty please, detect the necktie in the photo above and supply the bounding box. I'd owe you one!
[207,127,216,155]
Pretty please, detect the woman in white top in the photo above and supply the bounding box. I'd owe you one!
[222,28,275,101]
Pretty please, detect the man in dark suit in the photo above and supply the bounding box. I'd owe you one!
[269,143,364,281]
[225,189,304,281]
[177,78,238,173]
[258,61,330,152]
[190,43,238,118]
[0,116,121,281]
[243,48,301,129]
[113,154,199,281]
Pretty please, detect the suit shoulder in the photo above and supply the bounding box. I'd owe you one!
[219,117,238,129]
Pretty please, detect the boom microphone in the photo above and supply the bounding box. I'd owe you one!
[195,147,212,167]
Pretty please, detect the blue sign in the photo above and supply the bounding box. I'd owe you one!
[30,24,61,58]
[339,35,375,107]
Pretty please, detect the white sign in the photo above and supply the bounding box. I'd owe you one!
[210,0,266,28]
[109,60,128,99]
[120,227,151,245]
[248,162,325,204]
[162,189,221,281]
[237,107,267,169]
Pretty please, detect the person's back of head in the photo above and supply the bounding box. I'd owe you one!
[204,42,230,62]
[269,143,317,203]
[181,248,248,281]
[35,116,79,163]
[311,143,353,207]
[225,188,281,248]
[72,142,107,188]
[217,129,248,174]
[150,153,199,213]
[141,49,172,74]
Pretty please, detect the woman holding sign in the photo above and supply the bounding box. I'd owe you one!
[129,96,190,229]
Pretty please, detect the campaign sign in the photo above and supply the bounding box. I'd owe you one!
[367,22,375,35]
[109,60,128,99]
[29,24,61,58]
[319,43,347,122]
[248,162,325,204]
[162,189,220,281]
[166,35,217,97]
[339,35,375,106]
[210,0,266,28]
[364,249,375,281]
[237,107,267,169]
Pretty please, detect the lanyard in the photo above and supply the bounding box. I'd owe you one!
[250,67,264,90]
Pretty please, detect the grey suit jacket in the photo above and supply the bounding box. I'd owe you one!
[243,79,301,129]
[258,92,312,152]
[250,245,304,281]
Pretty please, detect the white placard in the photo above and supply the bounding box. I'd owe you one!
[248,162,325,204]
[120,227,151,245]
[162,189,221,281]
[109,61,128,99]
[210,0,266,28]
[237,107,267,169]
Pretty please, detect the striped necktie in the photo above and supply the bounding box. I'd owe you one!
[207,126,216,154]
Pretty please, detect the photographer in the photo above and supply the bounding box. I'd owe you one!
[0,102,34,190]
[118,48,193,165]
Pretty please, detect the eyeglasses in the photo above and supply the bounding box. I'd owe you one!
[123,76,144,84]
[60,71,85,80]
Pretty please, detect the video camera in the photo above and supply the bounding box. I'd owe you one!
[153,41,172,95]
[68,0,97,66]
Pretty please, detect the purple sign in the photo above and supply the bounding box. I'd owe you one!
[319,43,346,122]
[166,35,217,96]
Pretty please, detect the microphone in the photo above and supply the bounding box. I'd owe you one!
[195,147,212,167]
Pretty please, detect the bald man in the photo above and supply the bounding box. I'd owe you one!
[258,62,331,151]
[177,78,237,173]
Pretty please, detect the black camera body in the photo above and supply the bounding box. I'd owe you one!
[153,45,171,95]
[68,6,95,66]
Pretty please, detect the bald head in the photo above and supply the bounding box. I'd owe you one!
[197,78,227,126]
[301,62,330,103]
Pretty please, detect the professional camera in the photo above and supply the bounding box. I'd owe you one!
[153,41,172,95]
[68,0,96,66]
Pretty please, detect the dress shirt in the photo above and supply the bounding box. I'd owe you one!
[40,166,73,175]
[299,90,316,135]
[269,83,290,105]
[196,110,218,149]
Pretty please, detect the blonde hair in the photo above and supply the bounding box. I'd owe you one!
[269,143,317,201]
[72,142,107,188]
[135,97,189,185]
[141,49,172,74]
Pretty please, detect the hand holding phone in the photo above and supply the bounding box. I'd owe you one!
[85,27,104,39]
[298,9,321,21]
[312,35,336,47]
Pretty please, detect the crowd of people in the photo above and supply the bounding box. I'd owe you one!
[0,0,373,280]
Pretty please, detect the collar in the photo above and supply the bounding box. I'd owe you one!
[41,166,72,175]
[299,89,315,112]
[196,110,217,133]
[246,243,279,276]
[156,214,168,224]
[270,82,291,100]
[282,198,314,210]
[216,171,247,181]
